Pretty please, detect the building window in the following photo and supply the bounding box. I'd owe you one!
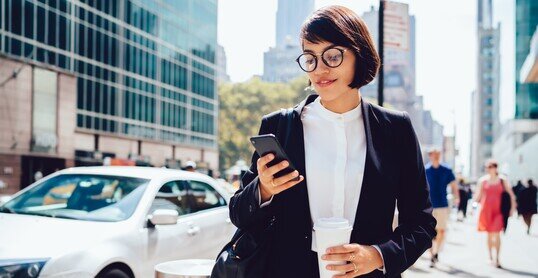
[2,0,218,148]
[32,68,58,153]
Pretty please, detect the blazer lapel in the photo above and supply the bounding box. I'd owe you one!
[351,99,384,241]
[286,94,318,229]
[289,94,318,179]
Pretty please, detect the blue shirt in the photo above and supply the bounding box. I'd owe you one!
[425,164,456,208]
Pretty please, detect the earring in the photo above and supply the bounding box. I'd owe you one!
[304,81,314,91]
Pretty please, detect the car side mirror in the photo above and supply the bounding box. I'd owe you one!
[148,209,178,227]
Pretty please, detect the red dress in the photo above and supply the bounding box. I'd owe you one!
[478,179,504,232]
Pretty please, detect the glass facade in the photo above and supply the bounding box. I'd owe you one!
[515,0,538,119]
[0,0,218,148]
[478,29,499,144]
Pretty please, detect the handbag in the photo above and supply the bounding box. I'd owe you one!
[211,108,294,278]
[499,178,511,231]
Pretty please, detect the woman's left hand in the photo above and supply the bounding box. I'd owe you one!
[322,243,383,277]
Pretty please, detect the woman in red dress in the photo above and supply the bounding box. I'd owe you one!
[474,160,516,268]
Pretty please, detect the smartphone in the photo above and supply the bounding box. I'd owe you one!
[249,134,299,180]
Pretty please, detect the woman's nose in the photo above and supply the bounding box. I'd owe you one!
[313,62,330,75]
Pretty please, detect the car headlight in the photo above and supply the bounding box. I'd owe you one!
[0,259,49,278]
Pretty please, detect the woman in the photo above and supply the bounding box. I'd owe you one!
[474,160,517,268]
[229,6,436,277]
[519,179,537,234]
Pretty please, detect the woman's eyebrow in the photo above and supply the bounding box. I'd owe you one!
[303,44,337,53]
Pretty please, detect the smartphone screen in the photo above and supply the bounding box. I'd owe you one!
[250,134,299,179]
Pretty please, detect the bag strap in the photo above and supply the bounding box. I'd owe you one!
[500,178,506,192]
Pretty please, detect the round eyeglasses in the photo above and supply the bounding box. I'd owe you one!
[295,48,348,72]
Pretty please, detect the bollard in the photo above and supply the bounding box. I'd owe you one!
[155,259,214,278]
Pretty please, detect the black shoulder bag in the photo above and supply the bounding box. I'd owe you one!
[500,178,511,232]
[211,108,294,278]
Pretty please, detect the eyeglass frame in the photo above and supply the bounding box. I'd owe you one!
[295,47,349,72]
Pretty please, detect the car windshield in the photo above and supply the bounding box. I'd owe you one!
[0,174,149,222]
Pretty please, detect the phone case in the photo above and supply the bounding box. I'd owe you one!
[250,134,298,179]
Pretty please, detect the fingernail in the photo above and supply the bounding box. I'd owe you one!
[282,161,288,166]
[326,266,331,270]
[321,255,327,260]
[293,171,299,176]
[326,248,331,253]
[269,154,274,159]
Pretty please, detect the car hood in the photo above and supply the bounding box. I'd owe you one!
[0,213,131,260]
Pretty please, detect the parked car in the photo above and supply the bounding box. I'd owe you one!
[0,166,235,278]
[0,195,10,206]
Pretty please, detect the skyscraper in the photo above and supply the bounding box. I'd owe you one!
[217,44,230,83]
[0,0,219,191]
[361,5,441,150]
[275,0,315,49]
[263,0,314,83]
[361,5,416,100]
[491,0,537,181]
[470,0,501,178]
[515,0,538,119]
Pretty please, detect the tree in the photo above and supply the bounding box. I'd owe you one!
[218,76,382,174]
[218,76,309,173]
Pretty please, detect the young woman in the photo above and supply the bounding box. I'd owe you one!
[229,6,436,277]
[474,160,517,268]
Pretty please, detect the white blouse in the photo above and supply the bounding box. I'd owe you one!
[301,96,367,250]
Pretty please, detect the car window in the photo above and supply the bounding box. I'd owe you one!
[149,181,191,216]
[188,180,226,213]
[0,174,149,222]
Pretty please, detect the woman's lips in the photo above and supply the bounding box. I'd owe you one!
[315,79,337,88]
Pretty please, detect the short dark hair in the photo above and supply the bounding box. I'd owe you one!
[300,5,380,89]
[485,159,498,168]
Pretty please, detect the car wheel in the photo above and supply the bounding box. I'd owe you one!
[97,268,131,278]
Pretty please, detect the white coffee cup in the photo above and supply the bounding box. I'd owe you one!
[314,217,353,278]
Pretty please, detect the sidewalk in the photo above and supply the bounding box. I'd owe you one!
[404,209,538,278]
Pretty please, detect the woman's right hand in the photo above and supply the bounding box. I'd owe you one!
[257,153,304,202]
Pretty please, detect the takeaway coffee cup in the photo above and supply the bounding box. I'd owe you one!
[314,217,353,278]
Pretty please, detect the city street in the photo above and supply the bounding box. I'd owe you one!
[404,209,538,278]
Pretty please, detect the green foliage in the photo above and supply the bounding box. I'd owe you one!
[218,76,310,172]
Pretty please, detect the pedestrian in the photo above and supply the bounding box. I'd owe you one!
[457,177,472,221]
[513,180,525,216]
[183,160,197,172]
[34,170,43,182]
[513,180,525,196]
[425,148,459,268]
[474,159,517,268]
[221,5,436,277]
[519,179,537,234]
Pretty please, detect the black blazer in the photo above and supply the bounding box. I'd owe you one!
[229,94,436,277]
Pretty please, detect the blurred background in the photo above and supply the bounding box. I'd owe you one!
[0,0,537,277]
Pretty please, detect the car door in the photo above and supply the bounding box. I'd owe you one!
[140,180,205,277]
[183,179,235,259]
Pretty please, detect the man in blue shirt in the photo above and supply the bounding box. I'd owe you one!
[425,148,459,268]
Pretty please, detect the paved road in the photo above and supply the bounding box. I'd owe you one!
[403,209,538,278]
